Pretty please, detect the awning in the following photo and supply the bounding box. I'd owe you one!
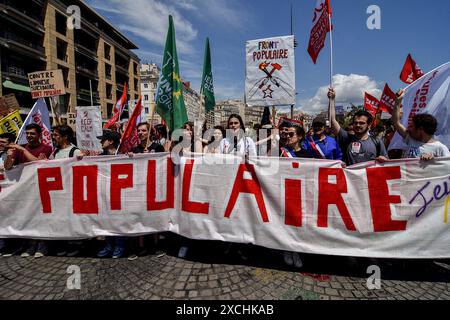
[2,80,31,93]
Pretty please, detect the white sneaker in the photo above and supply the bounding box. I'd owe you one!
[34,252,44,258]
[178,246,188,258]
[21,252,30,258]
[292,253,303,268]
[283,251,294,266]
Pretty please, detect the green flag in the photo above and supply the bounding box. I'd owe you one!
[200,38,216,113]
[156,15,187,132]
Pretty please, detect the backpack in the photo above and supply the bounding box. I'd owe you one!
[53,146,79,158]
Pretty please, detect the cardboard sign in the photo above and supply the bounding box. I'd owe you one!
[28,70,66,99]
[0,110,23,135]
[0,94,20,117]
[67,112,77,131]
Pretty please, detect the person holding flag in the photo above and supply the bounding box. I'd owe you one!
[329,88,388,165]
[392,89,450,160]
[156,15,188,134]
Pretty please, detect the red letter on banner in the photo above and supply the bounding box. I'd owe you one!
[182,159,209,214]
[367,166,406,232]
[37,167,63,214]
[73,166,98,214]
[147,158,174,211]
[224,163,269,222]
[110,164,134,210]
[285,179,302,227]
[317,168,356,231]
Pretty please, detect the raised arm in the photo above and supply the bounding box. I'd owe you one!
[392,89,408,139]
[328,88,341,136]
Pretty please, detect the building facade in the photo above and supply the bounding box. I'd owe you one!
[140,63,160,125]
[0,0,140,121]
[182,81,200,125]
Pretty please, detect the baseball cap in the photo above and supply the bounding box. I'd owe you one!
[97,130,121,146]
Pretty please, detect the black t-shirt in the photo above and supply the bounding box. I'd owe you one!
[132,142,165,154]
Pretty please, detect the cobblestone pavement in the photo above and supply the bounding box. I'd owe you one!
[0,237,449,300]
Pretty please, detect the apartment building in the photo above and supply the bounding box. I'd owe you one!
[0,0,140,120]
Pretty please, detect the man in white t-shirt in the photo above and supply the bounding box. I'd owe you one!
[51,125,82,160]
[393,89,450,160]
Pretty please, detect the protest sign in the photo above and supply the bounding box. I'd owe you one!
[28,70,66,99]
[0,110,23,135]
[246,35,296,106]
[0,94,20,117]
[75,106,102,152]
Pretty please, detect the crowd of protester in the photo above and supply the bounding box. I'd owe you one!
[0,89,449,268]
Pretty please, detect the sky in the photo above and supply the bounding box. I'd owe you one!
[85,0,450,114]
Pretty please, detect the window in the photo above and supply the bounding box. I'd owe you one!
[105,63,112,80]
[144,95,149,101]
[57,39,68,62]
[104,43,111,60]
[145,107,149,114]
[144,83,148,89]
[55,11,67,36]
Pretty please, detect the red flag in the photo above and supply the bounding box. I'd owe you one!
[104,83,127,129]
[307,0,332,64]
[114,82,127,114]
[119,97,142,154]
[364,92,380,118]
[400,54,424,84]
[379,84,396,114]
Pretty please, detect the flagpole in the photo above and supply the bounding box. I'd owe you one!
[328,10,334,89]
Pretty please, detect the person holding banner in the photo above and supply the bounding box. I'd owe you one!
[392,90,450,160]
[304,117,342,160]
[279,122,311,159]
[3,123,52,171]
[219,114,257,157]
[0,133,16,171]
[329,89,388,165]
[96,130,127,259]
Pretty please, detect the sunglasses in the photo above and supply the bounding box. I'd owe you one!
[281,132,296,138]
[229,122,240,125]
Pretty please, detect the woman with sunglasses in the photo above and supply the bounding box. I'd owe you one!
[279,123,311,159]
[219,114,257,157]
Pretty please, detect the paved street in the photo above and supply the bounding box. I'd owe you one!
[0,238,449,300]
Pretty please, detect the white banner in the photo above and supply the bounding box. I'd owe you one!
[389,61,450,151]
[0,154,449,259]
[75,106,102,152]
[245,35,296,107]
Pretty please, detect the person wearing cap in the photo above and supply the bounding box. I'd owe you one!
[96,130,127,259]
[97,130,121,155]
[303,117,342,160]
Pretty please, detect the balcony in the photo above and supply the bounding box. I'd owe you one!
[0,30,45,56]
[74,44,98,61]
[76,65,99,79]
[0,3,44,27]
[115,64,129,75]
[77,88,100,103]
